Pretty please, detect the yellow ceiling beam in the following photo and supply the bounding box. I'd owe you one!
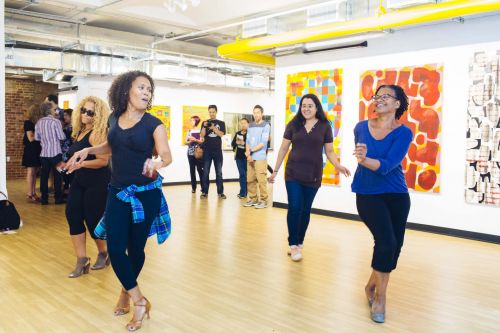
[218,0,500,65]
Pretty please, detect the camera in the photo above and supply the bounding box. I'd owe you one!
[206,120,213,127]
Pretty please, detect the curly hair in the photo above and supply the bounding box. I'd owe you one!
[26,103,44,123]
[108,71,154,117]
[72,96,110,146]
[374,85,409,120]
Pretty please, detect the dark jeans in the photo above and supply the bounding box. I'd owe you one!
[188,155,203,191]
[40,154,63,202]
[235,158,247,197]
[105,186,161,290]
[202,150,224,194]
[356,193,411,273]
[285,180,319,246]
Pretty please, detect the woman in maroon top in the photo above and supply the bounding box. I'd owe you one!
[269,93,350,261]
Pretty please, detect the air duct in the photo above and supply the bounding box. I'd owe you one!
[217,0,500,65]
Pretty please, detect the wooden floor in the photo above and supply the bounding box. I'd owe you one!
[1,179,500,333]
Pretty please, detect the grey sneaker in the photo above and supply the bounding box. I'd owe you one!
[254,201,268,209]
[243,200,257,207]
[218,194,227,199]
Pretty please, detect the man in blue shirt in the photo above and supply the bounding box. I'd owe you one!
[243,105,270,209]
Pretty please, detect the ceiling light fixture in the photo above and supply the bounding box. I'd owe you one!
[164,0,201,13]
[303,30,392,52]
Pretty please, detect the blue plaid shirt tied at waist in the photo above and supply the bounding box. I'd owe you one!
[94,175,171,244]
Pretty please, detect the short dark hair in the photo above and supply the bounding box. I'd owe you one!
[208,105,217,112]
[374,85,409,120]
[240,117,249,123]
[291,93,328,127]
[108,71,154,117]
[191,115,201,126]
[47,94,58,104]
[253,105,264,113]
[63,108,73,117]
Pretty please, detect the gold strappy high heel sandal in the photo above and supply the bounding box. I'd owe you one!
[126,297,151,332]
[114,289,130,316]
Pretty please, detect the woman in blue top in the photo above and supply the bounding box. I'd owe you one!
[67,71,172,332]
[352,85,413,324]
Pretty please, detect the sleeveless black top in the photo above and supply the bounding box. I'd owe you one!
[107,112,162,187]
[67,131,111,187]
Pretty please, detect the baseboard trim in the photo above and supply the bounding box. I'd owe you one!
[163,178,239,186]
[272,202,500,245]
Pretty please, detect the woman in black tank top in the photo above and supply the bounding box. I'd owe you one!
[60,96,111,278]
[67,71,172,331]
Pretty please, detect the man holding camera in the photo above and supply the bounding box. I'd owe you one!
[200,105,226,199]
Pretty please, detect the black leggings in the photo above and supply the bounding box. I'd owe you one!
[188,155,203,191]
[356,193,411,273]
[65,179,108,239]
[104,187,161,290]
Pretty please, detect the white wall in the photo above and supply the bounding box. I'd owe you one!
[0,1,6,195]
[73,77,277,184]
[272,14,500,236]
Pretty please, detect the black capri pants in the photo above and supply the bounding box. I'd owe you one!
[66,178,108,238]
[356,193,411,273]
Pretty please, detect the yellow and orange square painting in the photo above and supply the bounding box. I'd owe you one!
[286,69,343,186]
[182,105,209,145]
[359,64,443,193]
[147,105,171,140]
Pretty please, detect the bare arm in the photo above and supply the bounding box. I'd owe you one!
[325,142,351,177]
[65,141,112,173]
[26,131,35,142]
[147,125,172,173]
[267,138,292,183]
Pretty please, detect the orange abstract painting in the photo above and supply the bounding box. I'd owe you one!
[359,64,443,193]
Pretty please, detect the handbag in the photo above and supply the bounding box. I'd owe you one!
[0,191,21,231]
[194,145,204,160]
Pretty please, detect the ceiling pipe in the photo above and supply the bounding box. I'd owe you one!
[217,0,500,65]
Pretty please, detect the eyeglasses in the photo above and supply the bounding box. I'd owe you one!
[80,107,95,117]
[371,94,397,101]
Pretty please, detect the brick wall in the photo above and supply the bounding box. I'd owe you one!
[5,79,57,179]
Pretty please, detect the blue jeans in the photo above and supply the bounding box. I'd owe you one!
[202,150,224,194]
[235,158,247,196]
[285,180,319,246]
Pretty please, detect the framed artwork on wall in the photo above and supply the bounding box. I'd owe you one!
[182,105,209,145]
[465,50,500,206]
[286,69,343,186]
[147,105,171,140]
[359,64,444,193]
[223,112,274,151]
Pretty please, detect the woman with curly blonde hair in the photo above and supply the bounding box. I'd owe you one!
[60,96,112,278]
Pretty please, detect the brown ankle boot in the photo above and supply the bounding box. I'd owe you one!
[91,252,110,270]
[68,257,91,278]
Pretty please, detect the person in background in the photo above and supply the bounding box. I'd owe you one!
[231,117,249,199]
[22,103,43,202]
[268,94,350,262]
[200,105,226,199]
[35,102,66,205]
[61,108,74,196]
[67,71,172,332]
[243,105,271,209]
[45,94,64,122]
[60,97,111,278]
[352,85,413,324]
[186,115,204,193]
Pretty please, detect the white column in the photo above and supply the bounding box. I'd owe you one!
[0,0,6,195]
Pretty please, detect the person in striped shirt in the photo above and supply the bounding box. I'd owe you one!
[35,102,66,205]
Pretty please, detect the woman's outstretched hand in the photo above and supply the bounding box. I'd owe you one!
[66,148,89,174]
